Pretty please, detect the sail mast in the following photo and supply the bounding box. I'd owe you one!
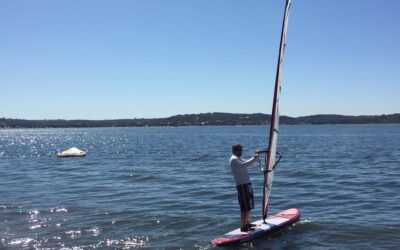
[262,0,291,221]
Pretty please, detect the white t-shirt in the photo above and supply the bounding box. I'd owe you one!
[229,155,256,186]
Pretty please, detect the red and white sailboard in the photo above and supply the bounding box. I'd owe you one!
[212,0,299,246]
[212,208,300,246]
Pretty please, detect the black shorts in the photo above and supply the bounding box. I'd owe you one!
[236,183,254,212]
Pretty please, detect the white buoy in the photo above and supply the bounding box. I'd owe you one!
[57,147,86,157]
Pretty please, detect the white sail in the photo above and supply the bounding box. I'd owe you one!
[262,0,291,221]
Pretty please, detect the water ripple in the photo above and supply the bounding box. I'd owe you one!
[1,125,399,248]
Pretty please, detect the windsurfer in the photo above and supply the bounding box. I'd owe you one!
[229,143,259,232]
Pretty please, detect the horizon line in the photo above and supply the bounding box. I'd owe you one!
[1,112,399,121]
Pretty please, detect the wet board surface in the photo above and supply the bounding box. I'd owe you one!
[212,208,300,246]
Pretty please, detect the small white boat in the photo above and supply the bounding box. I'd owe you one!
[57,147,86,157]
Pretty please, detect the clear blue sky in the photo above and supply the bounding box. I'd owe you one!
[1,0,399,119]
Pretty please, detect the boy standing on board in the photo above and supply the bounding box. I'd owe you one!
[230,144,259,232]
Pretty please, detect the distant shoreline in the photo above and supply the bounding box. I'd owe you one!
[1,113,399,128]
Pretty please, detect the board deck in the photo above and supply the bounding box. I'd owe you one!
[212,208,300,246]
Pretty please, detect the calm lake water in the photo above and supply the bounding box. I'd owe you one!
[1,125,399,249]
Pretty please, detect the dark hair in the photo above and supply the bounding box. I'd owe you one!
[232,144,243,152]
